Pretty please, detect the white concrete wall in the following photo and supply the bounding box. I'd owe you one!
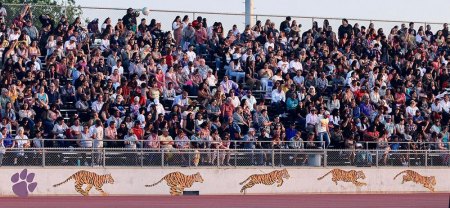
[0,167,448,196]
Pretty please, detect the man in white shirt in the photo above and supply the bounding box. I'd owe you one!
[271,85,286,104]
[172,91,190,110]
[8,28,20,42]
[241,91,257,112]
[147,99,165,116]
[186,45,196,62]
[440,95,450,125]
[277,56,289,74]
[91,95,104,113]
[264,38,275,53]
[64,36,77,53]
[431,98,443,113]
[111,59,124,76]
[90,120,104,165]
[241,49,254,65]
[370,87,381,106]
[405,100,419,117]
[289,57,303,72]
[305,108,319,130]
[440,95,450,113]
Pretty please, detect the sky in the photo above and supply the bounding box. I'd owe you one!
[75,0,450,32]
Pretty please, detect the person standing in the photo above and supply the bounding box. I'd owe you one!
[14,127,30,165]
[124,129,139,165]
[0,127,7,166]
[78,125,93,166]
[90,120,104,166]
[316,112,331,148]
[172,16,183,47]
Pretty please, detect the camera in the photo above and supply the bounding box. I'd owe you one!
[133,10,140,17]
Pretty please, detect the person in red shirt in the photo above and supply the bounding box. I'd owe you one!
[221,97,234,119]
[165,52,173,67]
[131,121,144,148]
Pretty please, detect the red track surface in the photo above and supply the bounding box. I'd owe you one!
[0,194,448,208]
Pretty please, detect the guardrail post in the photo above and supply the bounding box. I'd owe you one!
[102,148,106,167]
[425,150,428,167]
[42,149,45,167]
[217,149,220,168]
[140,149,144,167]
[193,12,196,20]
[323,149,327,167]
[91,147,94,167]
[234,149,237,167]
[279,149,282,167]
[255,15,258,22]
[161,149,165,168]
[271,149,275,167]
[375,149,378,167]
[234,141,237,167]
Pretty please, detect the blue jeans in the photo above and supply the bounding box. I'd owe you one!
[317,132,330,148]
[215,57,221,70]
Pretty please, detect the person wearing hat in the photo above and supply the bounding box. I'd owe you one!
[243,127,260,164]
[159,128,175,165]
[181,22,195,51]
[159,128,174,148]
[305,107,319,131]
[23,19,38,41]
[63,36,77,53]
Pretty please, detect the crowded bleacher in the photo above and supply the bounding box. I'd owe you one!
[0,3,449,166]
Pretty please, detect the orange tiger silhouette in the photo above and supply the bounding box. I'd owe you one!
[239,169,290,194]
[53,170,114,196]
[145,172,204,195]
[317,169,367,187]
[394,170,436,192]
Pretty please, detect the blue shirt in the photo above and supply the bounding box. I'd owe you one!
[285,128,297,141]
[353,106,361,118]
[242,134,256,149]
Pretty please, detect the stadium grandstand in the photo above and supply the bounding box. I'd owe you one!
[0,1,449,169]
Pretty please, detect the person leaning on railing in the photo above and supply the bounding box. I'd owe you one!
[159,128,174,165]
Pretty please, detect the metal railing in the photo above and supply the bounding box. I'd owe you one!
[3,3,447,32]
[1,147,448,168]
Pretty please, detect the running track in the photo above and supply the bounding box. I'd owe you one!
[0,194,448,208]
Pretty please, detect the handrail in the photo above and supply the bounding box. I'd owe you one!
[3,3,447,26]
[5,138,325,143]
[1,147,449,167]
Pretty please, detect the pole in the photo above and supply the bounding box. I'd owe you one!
[245,0,254,27]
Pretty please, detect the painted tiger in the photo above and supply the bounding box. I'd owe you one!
[145,172,204,196]
[394,170,436,192]
[317,169,367,187]
[239,168,290,194]
[53,170,114,196]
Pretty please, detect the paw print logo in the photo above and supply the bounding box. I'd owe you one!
[11,169,37,197]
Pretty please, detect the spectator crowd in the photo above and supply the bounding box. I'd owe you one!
[0,3,449,166]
